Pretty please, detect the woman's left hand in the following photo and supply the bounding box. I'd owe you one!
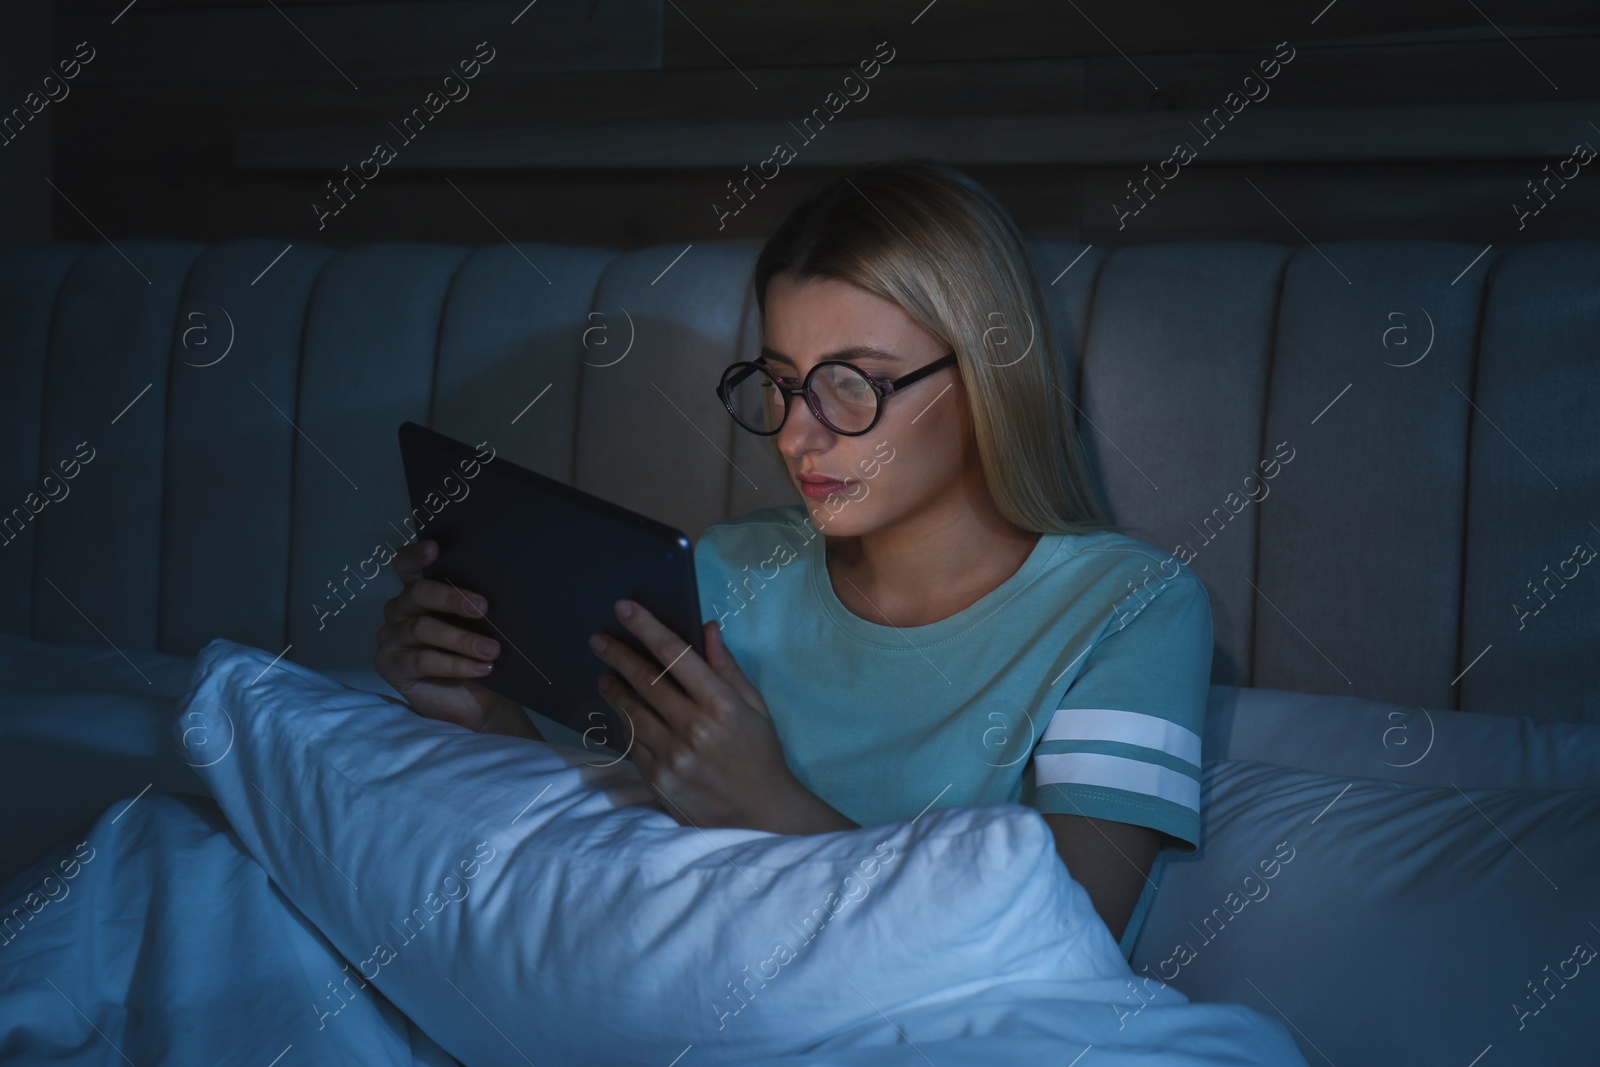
[588,600,828,833]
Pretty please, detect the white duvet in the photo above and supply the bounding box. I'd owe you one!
[0,639,1307,1066]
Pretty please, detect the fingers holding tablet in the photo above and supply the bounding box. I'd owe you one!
[391,540,484,613]
[591,603,806,831]
[392,537,436,584]
[406,614,499,672]
[396,420,699,756]
[374,538,514,733]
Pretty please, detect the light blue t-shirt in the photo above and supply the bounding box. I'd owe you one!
[693,504,1214,953]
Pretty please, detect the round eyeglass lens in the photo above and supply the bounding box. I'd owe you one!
[722,362,879,434]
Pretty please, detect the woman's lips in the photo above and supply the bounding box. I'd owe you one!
[798,477,852,499]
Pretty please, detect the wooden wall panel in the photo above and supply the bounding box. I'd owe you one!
[1083,35,1600,110]
[1080,162,1600,245]
[659,0,1596,68]
[44,3,1600,248]
[231,101,1600,170]
[60,0,661,83]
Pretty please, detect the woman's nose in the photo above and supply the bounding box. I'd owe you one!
[777,389,835,446]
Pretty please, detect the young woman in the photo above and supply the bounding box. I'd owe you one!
[374,160,1213,954]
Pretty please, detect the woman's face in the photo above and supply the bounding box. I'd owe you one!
[760,273,973,537]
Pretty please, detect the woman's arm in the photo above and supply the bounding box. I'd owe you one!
[1040,813,1161,941]
[475,686,859,834]
[477,692,546,742]
[766,791,860,835]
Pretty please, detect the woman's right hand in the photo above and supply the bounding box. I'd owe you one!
[374,538,514,732]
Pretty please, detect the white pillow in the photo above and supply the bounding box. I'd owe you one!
[177,639,1304,1067]
[1131,759,1600,1066]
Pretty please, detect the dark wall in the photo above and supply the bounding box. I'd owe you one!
[0,1,54,242]
[30,0,1600,247]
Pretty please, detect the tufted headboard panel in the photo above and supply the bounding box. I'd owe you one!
[1,237,1595,724]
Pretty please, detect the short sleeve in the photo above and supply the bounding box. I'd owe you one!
[1021,568,1213,852]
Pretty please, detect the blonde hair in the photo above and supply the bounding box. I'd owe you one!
[751,158,1122,536]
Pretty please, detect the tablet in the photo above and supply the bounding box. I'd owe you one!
[397,421,704,760]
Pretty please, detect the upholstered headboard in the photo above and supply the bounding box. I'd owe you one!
[1,238,1595,724]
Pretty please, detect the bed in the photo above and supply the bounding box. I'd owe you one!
[2,628,1596,1065]
[1,235,1596,1064]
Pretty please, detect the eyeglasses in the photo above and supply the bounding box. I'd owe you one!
[716,351,958,436]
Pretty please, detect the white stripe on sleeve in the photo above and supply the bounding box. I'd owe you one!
[1041,707,1202,767]
[1032,751,1200,811]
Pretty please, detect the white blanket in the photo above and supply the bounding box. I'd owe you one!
[0,639,1307,1065]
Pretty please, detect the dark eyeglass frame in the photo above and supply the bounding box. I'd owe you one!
[716,351,959,437]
